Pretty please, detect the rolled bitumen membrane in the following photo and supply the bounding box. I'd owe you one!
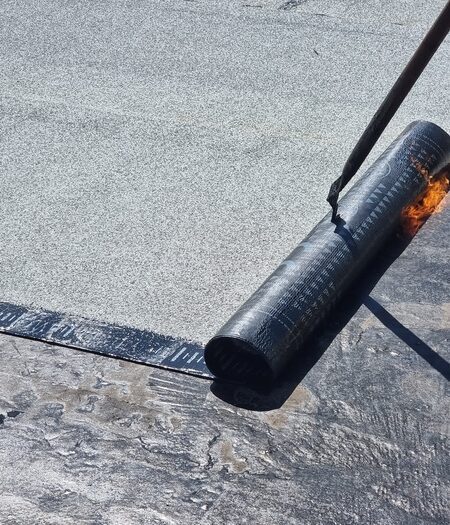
[205,121,450,385]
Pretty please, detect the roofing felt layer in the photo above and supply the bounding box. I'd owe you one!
[1,0,449,343]
[1,192,449,524]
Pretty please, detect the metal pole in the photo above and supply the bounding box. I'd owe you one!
[327,0,450,222]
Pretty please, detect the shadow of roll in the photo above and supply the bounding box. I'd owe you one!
[205,121,450,386]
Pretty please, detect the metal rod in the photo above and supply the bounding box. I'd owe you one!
[327,0,450,221]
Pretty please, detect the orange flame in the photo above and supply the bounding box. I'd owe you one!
[401,158,449,236]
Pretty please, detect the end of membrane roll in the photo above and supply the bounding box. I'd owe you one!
[205,336,274,386]
[204,122,450,387]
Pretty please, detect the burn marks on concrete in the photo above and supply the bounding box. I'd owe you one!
[0,410,24,426]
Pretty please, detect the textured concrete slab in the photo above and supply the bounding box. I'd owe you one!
[1,0,449,341]
[0,192,449,524]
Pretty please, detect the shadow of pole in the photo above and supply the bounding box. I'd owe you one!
[363,296,450,381]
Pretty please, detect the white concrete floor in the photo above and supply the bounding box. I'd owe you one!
[1,0,448,342]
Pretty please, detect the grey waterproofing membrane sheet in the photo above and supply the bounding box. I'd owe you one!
[1,0,449,344]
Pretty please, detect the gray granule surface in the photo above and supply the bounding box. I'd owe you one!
[0,0,448,342]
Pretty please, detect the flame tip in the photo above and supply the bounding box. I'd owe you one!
[401,170,449,236]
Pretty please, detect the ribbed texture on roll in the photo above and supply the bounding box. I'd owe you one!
[205,121,450,385]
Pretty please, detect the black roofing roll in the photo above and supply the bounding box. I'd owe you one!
[205,121,450,385]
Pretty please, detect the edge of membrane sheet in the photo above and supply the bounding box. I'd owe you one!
[0,301,212,379]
